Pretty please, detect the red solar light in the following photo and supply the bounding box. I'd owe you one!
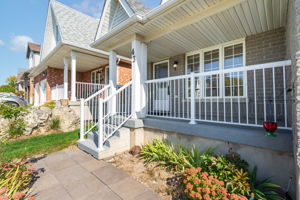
[263,122,278,137]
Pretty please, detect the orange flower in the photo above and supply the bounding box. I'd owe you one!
[12,192,26,199]
[0,196,9,200]
[0,189,6,195]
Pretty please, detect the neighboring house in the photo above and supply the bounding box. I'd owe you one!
[29,0,132,106]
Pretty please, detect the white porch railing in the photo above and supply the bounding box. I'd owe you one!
[80,81,132,150]
[145,60,292,130]
[80,85,111,143]
[76,82,105,100]
[51,84,64,101]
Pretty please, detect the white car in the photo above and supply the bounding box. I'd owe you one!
[0,93,28,107]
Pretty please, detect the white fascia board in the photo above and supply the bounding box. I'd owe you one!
[118,0,134,16]
[91,15,140,48]
[50,1,64,42]
[91,0,184,48]
[29,42,63,77]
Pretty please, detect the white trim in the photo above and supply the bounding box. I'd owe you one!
[152,60,170,79]
[185,38,246,99]
[118,0,134,17]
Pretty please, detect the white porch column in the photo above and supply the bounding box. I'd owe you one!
[71,51,77,101]
[131,39,147,119]
[63,58,69,100]
[109,51,117,113]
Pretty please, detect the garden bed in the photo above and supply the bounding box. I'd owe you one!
[107,151,187,200]
[108,140,287,200]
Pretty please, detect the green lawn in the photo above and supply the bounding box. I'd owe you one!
[0,130,80,162]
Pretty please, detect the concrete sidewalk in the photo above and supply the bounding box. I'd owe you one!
[28,148,161,200]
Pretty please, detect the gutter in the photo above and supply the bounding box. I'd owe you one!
[91,0,184,48]
[30,41,131,78]
[29,42,63,77]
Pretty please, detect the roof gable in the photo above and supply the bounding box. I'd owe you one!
[96,0,150,38]
[40,2,60,60]
[40,0,99,60]
[51,1,98,48]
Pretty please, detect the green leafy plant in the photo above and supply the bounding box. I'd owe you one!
[49,117,60,130]
[42,101,56,109]
[0,85,15,93]
[141,139,251,196]
[183,167,247,200]
[0,103,28,120]
[249,166,283,200]
[8,119,26,138]
[0,159,36,200]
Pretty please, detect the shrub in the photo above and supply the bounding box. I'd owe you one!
[14,91,24,97]
[183,167,247,200]
[49,117,60,130]
[42,101,56,109]
[0,159,36,200]
[199,154,251,196]
[0,103,28,120]
[0,85,15,93]
[8,119,25,138]
[249,166,283,200]
[141,140,251,196]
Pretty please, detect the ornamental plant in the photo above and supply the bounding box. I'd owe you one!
[183,167,248,200]
[0,160,36,200]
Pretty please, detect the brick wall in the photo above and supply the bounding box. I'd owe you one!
[246,27,286,65]
[118,61,131,85]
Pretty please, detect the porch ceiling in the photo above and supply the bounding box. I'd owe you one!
[43,45,108,73]
[111,0,288,62]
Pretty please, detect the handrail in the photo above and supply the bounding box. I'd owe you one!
[103,81,132,103]
[145,60,292,83]
[85,84,111,102]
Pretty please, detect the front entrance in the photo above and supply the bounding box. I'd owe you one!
[153,61,169,112]
[40,80,47,105]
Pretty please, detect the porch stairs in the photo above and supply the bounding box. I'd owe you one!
[78,117,131,159]
[77,82,133,160]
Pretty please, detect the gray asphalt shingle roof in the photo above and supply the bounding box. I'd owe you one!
[51,0,99,48]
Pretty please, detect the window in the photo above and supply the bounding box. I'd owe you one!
[185,39,245,98]
[205,75,220,97]
[224,72,244,97]
[187,54,200,74]
[224,43,243,69]
[55,25,61,43]
[204,49,219,72]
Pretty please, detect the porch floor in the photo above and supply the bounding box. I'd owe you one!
[28,148,161,200]
[143,118,293,153]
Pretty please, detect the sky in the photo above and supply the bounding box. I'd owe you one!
[0,0,160,85]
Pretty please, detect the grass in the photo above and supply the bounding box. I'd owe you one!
[0,130,80,162]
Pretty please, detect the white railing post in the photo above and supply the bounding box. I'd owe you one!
[98,98,104,150]
[189,73,196,124]
[80,99,85,141]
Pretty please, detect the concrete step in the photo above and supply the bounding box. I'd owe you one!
[78,126,131,160]
[108,115,129,126]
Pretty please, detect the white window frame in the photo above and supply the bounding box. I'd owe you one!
[91,68,105,84]
[152,60,170,79]
[185,38,246,99]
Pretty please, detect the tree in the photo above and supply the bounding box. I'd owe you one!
[6,76,17,87]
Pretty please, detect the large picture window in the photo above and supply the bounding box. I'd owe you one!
[185,39,245,98]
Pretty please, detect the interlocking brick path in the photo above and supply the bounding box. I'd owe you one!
[28,148,161,200]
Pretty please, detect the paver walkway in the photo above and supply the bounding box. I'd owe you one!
[28,148,161,200]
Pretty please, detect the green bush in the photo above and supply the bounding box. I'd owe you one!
[8,119,25,138]
[0,103,28,120]
[42,101,56,109]
[140,139,284,199]
[49,117,60,130]
[0,84,15,93]
[249,166,283,200]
